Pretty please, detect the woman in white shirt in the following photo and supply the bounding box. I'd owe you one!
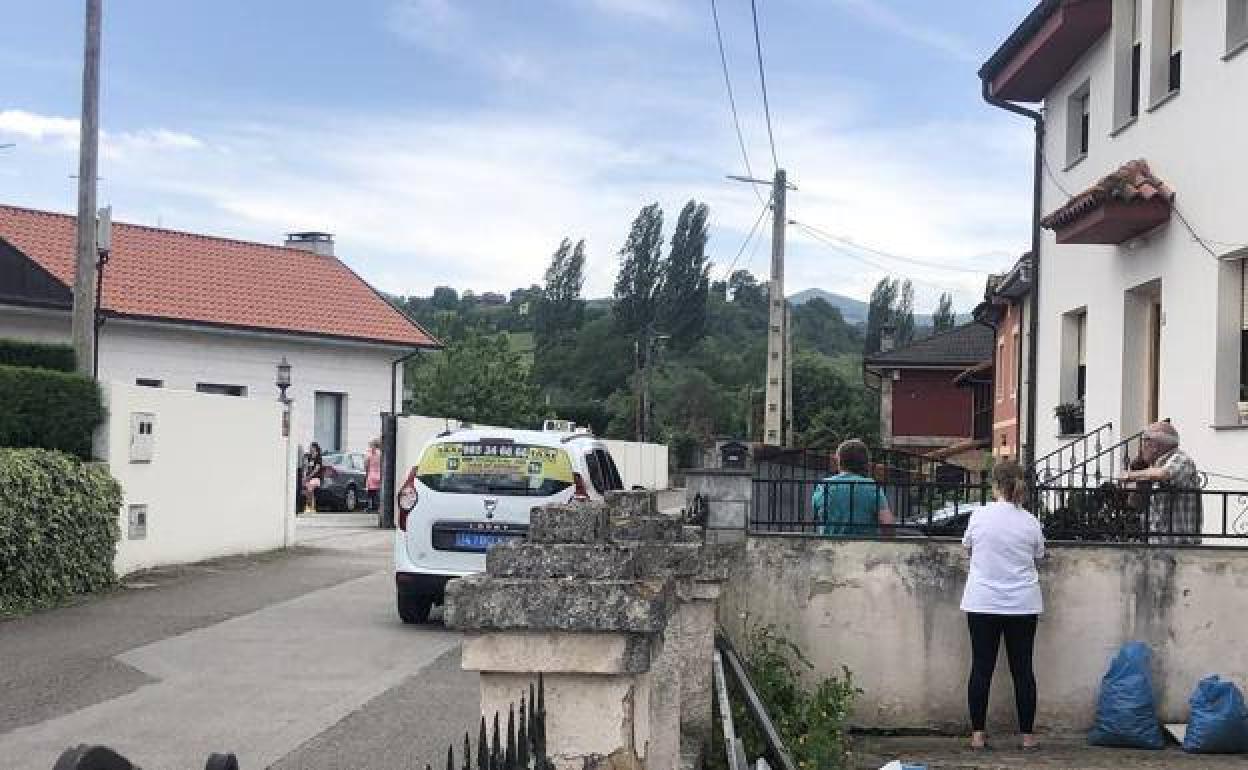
[960,460,1044,751]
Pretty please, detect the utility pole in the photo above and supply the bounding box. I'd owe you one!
[728,169,793,447]
[72,0,102,378]
[784,300,793,447]
[764,169,787,446]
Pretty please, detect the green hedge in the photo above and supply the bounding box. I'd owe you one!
[0,338,77,372]
[0,449,121,615]
[0,364,105,459]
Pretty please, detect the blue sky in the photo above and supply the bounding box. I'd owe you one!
[0,0,1037,311]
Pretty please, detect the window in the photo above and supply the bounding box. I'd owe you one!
[314,392,346,452]
[135,378,163,388]
[996,340,1006,401]
[1060,309,1088,406]
[1169,0,1183,92]
[1114,0,1143,125]
[1240,261,1248,418]
[1011,331,1021,401]
[1066,81,1091,166]
[1229,0,1248,54]
[196,383,246,397]
[1150,0,1182,104]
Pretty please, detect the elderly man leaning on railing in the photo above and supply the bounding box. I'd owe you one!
[1121,421,1203,545]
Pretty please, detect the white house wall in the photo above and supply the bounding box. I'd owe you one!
[0,306,406,454]
[1035,0,1248,479]
[101,382,293,575]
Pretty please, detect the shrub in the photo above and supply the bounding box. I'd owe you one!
[0,338,76,372]
[0,448,121,615]
[713,622,861,770]
[0,364,105,459]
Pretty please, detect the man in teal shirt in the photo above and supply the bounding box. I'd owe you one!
[812,439,894,536]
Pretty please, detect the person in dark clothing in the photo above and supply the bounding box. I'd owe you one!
[303,442,324,514]
[960,460,1045,751]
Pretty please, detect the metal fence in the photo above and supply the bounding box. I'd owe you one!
[52,679,552,770]
[750,478,1248,543]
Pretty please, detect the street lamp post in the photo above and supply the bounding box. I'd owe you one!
[275,357,292,436]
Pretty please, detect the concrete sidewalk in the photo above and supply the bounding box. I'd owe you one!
[853,732,1248,768]
[0,528,478,770]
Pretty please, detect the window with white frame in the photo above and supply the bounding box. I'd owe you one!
[1113,0,1143,125]
[996,339,1006,401]
[1230,0,1248,53]
[1011,330,1021,401]
[1240,260,1248,418]
[1150,0,1182,103]
[1066,81,1091,166]
[1060,309,1088,406]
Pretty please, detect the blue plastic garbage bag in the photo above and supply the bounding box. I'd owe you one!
[1182,676,1248,754]
[1087,642,1165,749]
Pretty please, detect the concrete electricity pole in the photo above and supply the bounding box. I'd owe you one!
[728,169,794,447]
[72,0,102,377]
[763,169,787,447]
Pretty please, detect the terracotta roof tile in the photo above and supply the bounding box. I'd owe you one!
[0,204,437,348]
[1040,159,1174,232]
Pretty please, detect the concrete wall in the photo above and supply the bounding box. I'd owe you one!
[1034,0,1248,473]
[100,382,293,576]
[720,537,1248,732]
[0,305,405,455]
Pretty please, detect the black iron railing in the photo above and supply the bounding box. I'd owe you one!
[53,679,552,770]
[749,478,1248,543]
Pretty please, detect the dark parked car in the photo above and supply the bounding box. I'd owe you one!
[316,452,368,511]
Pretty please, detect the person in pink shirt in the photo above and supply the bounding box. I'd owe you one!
[365,437,383,512]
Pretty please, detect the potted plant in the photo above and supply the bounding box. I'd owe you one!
[1055,401,1084,436]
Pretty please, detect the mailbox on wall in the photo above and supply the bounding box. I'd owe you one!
[129,412,156,463]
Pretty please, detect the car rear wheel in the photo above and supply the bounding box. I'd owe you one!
[397,594,433,624]
[344,485,358,512]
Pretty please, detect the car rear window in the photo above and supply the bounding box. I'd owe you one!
[416,440,574,496]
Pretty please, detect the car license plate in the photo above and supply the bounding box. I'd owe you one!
[453,532,515,551]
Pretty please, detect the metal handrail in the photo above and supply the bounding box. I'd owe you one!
[715,631,799,770]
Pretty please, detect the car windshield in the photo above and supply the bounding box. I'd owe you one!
[415,440,574,497]
[322,453,345,467]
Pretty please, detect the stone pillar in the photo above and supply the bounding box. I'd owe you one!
[684,469,753,543]
[445,492,734,770]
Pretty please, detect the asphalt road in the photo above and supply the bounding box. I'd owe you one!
[0,520,479,770]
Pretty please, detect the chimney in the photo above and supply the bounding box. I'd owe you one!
[284,231,335,257]
[880,323,896,353]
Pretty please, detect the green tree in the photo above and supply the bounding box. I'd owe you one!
[405,331,543,427]
[894,279,916,347]
[431,286,459,310]
[613,203,665,340]
[791,352,879,448]
[533,238,587,391]
[659,200,710,348]
[864,278,899,355]
[932,292,956,333]
[792,298,862,357]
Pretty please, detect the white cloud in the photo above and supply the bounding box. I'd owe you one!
[388,0,463,49]
[581,0,689,24]
[0,93,1029,313]
[828,0,979,63]
[0,109,79,145]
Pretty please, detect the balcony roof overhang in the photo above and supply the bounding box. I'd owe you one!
[1040,160,1174,245]
[980,0,1111,103]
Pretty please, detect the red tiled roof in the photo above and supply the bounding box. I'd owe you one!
[0,204,438,348]
[1040,159,1174,231]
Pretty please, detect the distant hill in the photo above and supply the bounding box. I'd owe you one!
[789,287,970,326]
[788,289,869,323]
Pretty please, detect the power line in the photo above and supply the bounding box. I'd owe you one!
[1172,204,1223,259]
[792,220,996,275]
[709,0,764,205]
[791,222,965,293]
[749,0,779,171]
[721,193,773,280]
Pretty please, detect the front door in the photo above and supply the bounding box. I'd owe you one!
[1147,298,1162,424]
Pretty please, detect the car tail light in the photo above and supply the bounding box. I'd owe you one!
[572,472,590,502]
[397,468,419,531]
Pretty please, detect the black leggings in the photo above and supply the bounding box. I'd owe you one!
[967,613,1038,733]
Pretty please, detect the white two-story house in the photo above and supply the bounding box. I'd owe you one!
[981,0,1248,485]
[0,204,439,454]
